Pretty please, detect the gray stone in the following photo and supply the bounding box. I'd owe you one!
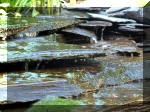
[88,13,136,23]
[0,80,83,104]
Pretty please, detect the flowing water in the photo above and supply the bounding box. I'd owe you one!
[0,14,148,112]
[101,27,105,41]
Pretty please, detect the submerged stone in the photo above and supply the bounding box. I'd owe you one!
[93,82,143,105]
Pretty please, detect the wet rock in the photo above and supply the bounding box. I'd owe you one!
[40,73,52,78]
[118,26,143,34]
[78,21,112,28]
[144,60,150,79]
[113,46,140,57]
[35,15,75,19]
[62,27,98,43]
[116,51,140,57]
[17,19,84,38]
[26,77,41,82]
[7,73,20,78]
[119,23,150,29]
[0,49,105,72]
[6,49,105,63]
[66,7,106,12]
[63,9,90,18]
[1,17,84,41]
[93,81,143,105]
[124,8,150,24]
[0,36,105,72]
[137,42,150,48]
[104,35,132,41]
[22,72,38,78]
[88,13,136,23]
[106,7,130,14]
[0,25,31,41]
[102,40,142,57]
[143,47,150,52]
[106,7,150,24]
[12,78,26,84]
[0,80,83,105]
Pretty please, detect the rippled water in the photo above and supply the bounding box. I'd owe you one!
[0,16,147,112]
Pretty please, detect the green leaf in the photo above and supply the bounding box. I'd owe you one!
[32,8,39,17]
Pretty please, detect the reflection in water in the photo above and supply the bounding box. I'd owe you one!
[0,15,146,109]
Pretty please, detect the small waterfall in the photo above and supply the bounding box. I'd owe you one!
[36,62,41,70]
[54,33,57,42]
[131,53,134,58]
[101,27,105,41]
[90,27,99,44]
[25,62,29,71]
[90,37,98,44]
[50,33,57,42]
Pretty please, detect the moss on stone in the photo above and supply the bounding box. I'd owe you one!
[27,96,84,112]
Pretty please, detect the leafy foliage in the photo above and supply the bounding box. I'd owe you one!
[0,0,64,16]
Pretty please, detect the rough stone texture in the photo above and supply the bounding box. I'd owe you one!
[107,7,150,24]
[88,13,136,23]
[79,21,112,28]
[0,80,83,105]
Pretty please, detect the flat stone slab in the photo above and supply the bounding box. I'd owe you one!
[118,26,143,33]
[143,47,150,52]
[5,49,105,63]
[0,49,105,72]
[0,36,105,72]
[119,23,150,28]
[66,7,105,12]
[88,13,136,23]
[0,80,83,105]
[62,27,97,43]
[0,36,105,64]
[35,15,76,19]
[0,17,84,40]
[79,21,112,28]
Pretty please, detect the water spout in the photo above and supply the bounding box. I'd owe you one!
[131,53,134,58]
[25,62,29,71]
[54,33,57,42]
[90,37,98,44]
[36,62,41,70]
[101,27,105,41]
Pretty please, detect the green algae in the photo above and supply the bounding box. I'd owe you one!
[27,96,84,112]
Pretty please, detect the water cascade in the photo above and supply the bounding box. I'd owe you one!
[101,27,105,41]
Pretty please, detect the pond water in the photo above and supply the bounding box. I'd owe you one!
[0,13,148,112]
